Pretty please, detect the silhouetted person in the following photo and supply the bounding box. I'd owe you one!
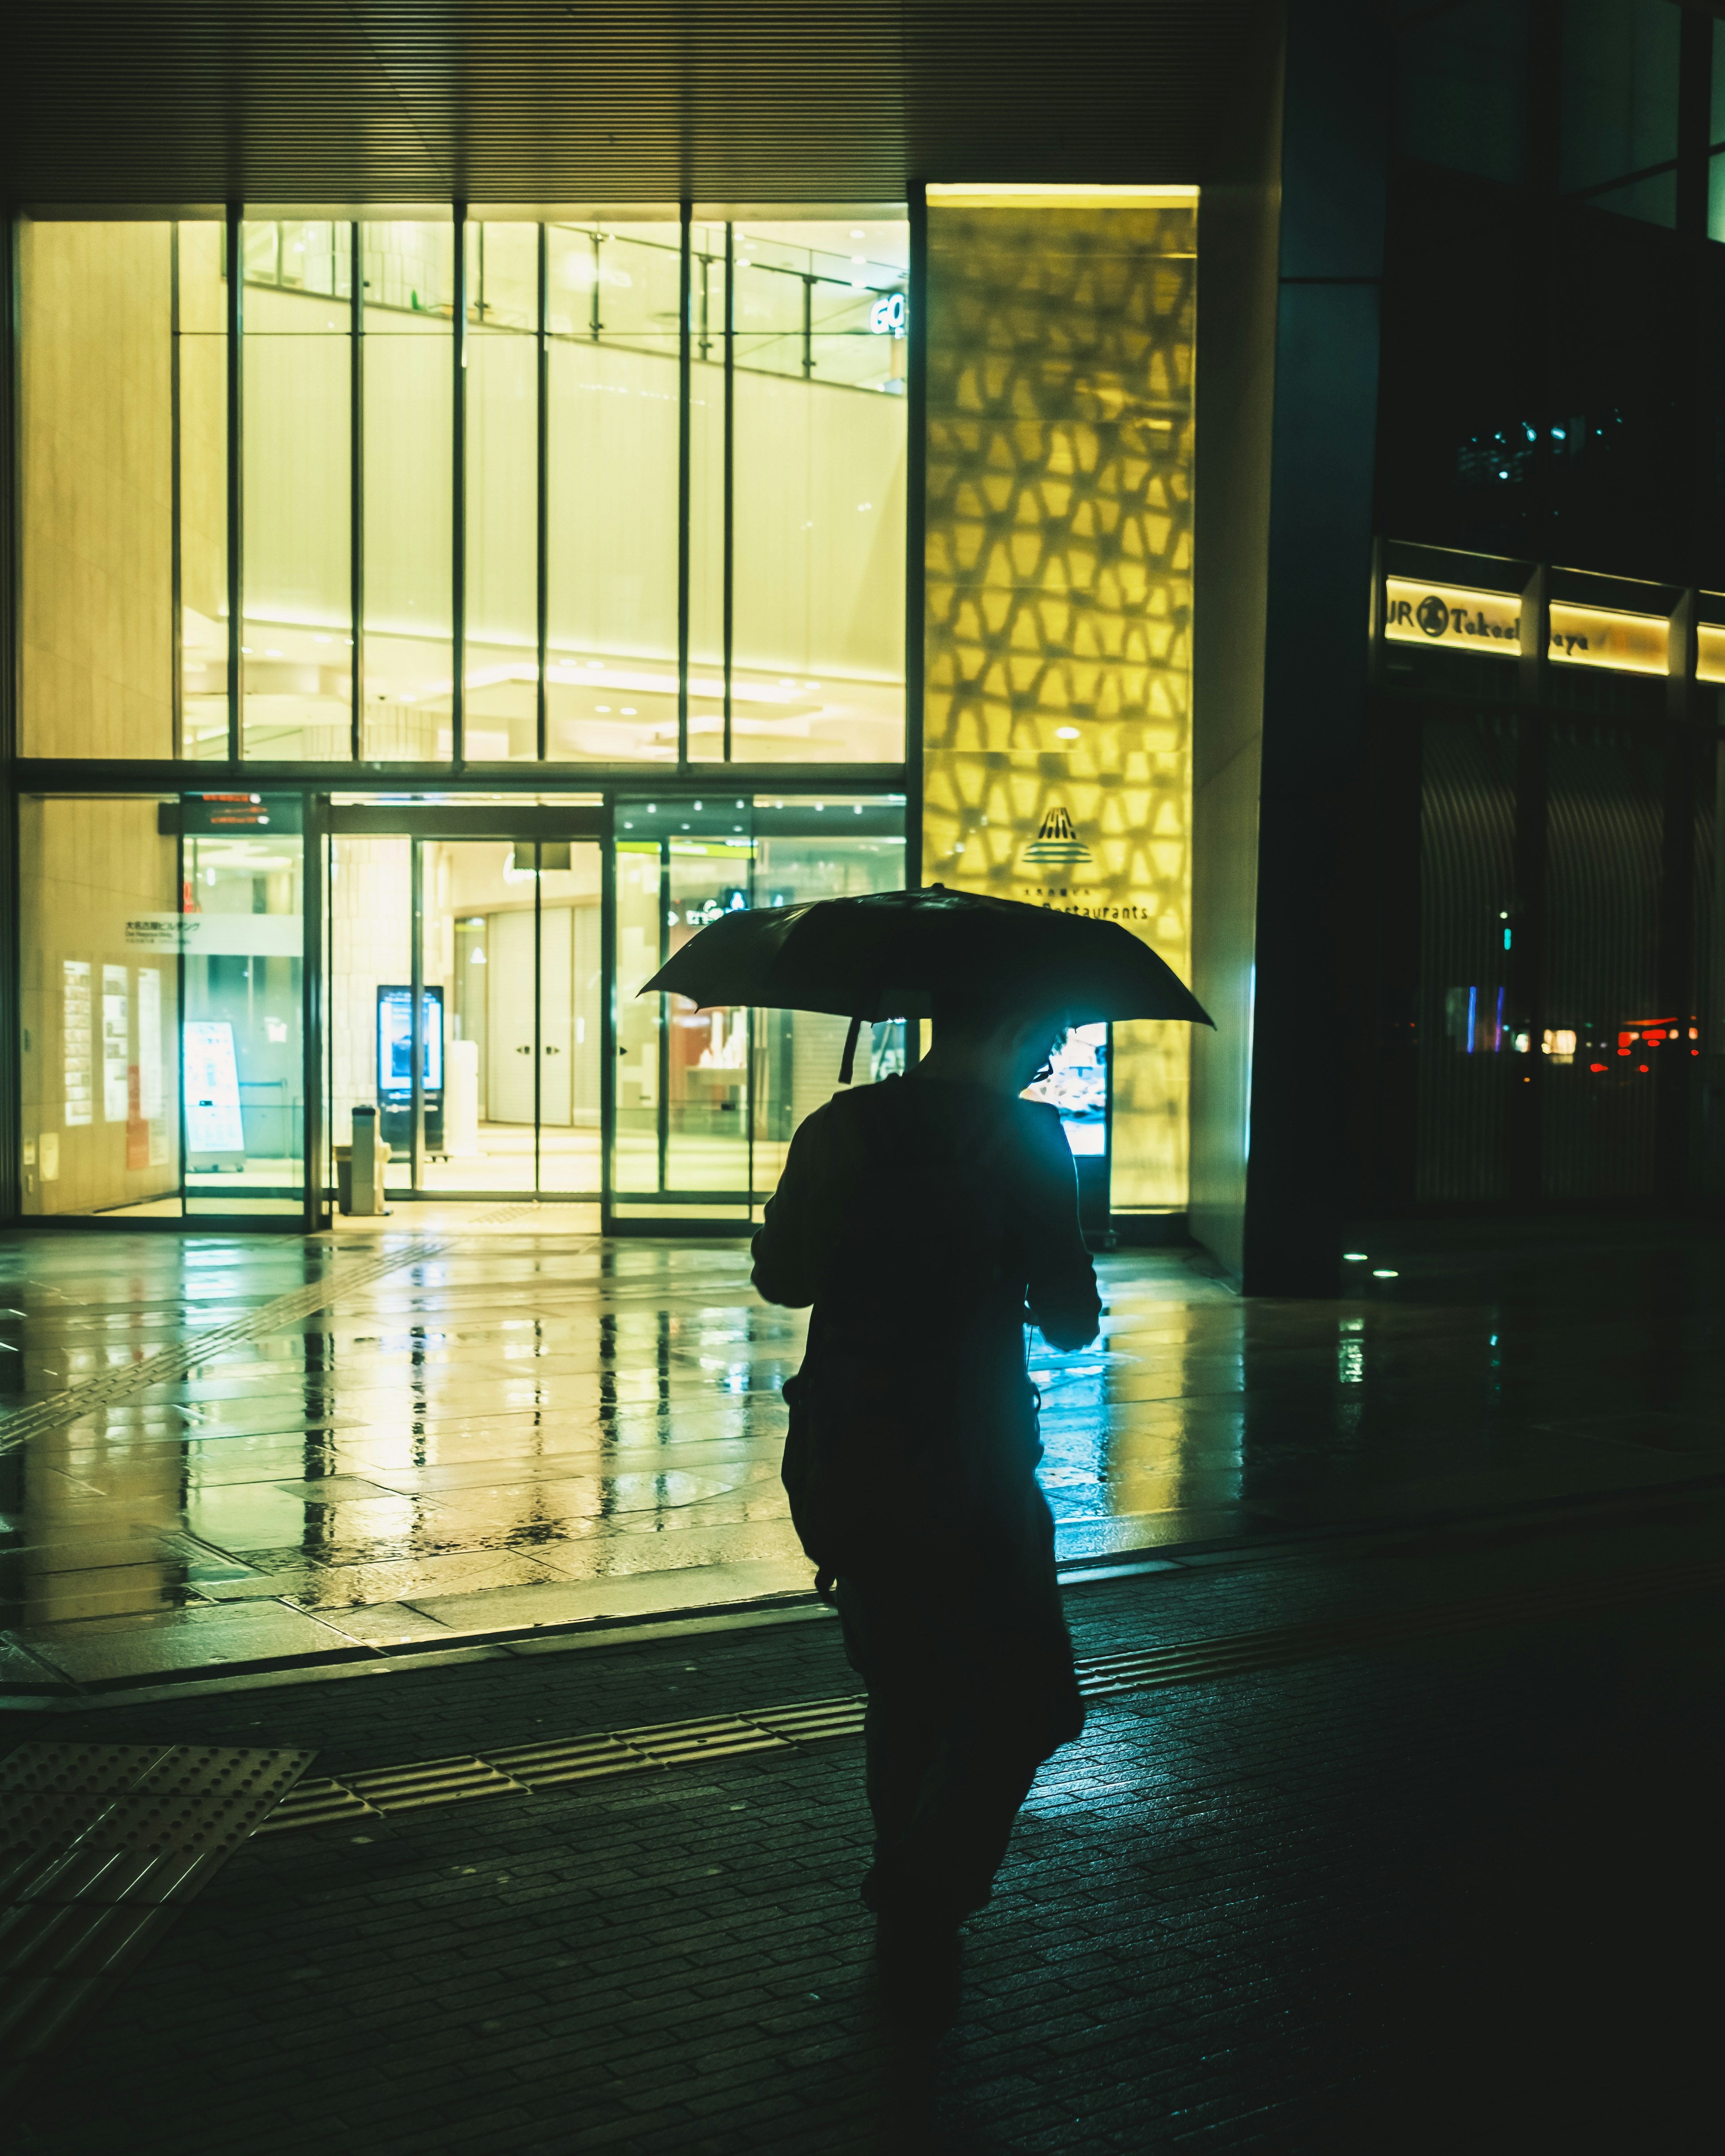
[752,994,1101,2028]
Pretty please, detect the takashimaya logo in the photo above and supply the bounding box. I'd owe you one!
[1415,593,1451,638]
[1022,806,1092,867]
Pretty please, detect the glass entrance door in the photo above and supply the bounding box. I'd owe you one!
[606,795,907,1230]
[326,828,601,1202]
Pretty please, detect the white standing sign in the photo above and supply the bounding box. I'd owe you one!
[183,1020,245,1154]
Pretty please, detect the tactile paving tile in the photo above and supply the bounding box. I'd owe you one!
[253,1556,1725,1846]
[751,1697,870,1744]
[0,1742,315,2072]
[613,1715,797,1766]
[485,1733,658,1788]
[343,1756,528,1814]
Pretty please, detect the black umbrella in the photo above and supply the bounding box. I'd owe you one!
[641,885,1212,1082]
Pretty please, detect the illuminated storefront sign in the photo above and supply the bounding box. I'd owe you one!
[1385,579,1520,650]
[1384,577,1670,673]
[868,292,907,336]
[1547,603,1667,673]
[1696,622,1725,683]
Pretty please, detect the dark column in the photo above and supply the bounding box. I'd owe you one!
[1239,0,1390,1296]
[1658,589,1701,1199]
[1358,538,1422,1208]
[0,214,19,1224]
[1189,8,1280,1280]
[1508,565,1549,1201]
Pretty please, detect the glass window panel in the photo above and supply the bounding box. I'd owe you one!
[327,835,411,1192]
[1585,168,1679,229]
[20,796,182,1217]
[177,222,230,761]
[362,221,455,760]
[1396,0,1528,183]
[465,222,540,761]
[614,840,664,1189]
[732,252,807,380]
[535,844,605,1195]
[545,219,681,762]
[748,822,907,1194]
[1709,151,1725,240]
[664,837,756,1193]
[181,798,305,1214]
[688,224,727,764]
[1560,0,1680,195]
[21,222,174,760]
[1714,18,1725,148]
[241,226,353,760]
[727,213,907,766]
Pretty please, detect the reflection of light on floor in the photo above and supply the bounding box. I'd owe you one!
[3,1244,1441,1685]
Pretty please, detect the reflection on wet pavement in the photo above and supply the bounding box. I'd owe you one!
[2,1221,1721,1689]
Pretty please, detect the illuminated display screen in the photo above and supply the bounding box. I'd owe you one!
[1023,1022,1108,1157]
[377,986,444,1095]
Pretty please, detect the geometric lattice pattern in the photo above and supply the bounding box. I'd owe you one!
[922,201,1196,1206]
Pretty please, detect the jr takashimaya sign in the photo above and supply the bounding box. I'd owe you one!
[1383,578,1671,674]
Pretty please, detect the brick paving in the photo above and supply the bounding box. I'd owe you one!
[8,1492,1723,2154]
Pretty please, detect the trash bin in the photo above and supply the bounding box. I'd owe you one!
[335,1105,392,1215]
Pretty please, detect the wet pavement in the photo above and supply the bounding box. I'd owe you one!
[2,1215,1722,1697]
[6,1488,1722,2152]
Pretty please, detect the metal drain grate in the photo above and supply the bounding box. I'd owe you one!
[0,1742,314,2069]
[255,1556,1725,1839]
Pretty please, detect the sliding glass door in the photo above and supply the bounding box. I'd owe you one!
[326,826,602,1201]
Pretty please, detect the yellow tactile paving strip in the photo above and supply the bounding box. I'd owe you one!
[257,1553,1724,1835]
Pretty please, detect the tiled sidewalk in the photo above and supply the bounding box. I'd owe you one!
[5,1216,1723,1698]
[8,1493,1723,2153]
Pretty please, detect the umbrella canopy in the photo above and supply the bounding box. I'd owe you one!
[641,885,1213,1031]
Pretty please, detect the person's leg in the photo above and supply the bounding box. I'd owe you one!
[854,1495,1083,1918]
[836,1573,944,1868]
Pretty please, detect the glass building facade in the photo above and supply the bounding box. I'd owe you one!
[21,210,909,767]
[13,194,1201,1233]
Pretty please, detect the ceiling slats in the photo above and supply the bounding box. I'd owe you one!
[6,1,1260,205]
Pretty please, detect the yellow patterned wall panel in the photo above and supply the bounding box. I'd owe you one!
[922,199,1196,1210]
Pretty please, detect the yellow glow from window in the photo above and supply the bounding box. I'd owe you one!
[925,183,1199,209]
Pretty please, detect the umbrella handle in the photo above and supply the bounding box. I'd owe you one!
[837,1013,864,1086]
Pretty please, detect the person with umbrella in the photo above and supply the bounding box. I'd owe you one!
[644,887,1210,2031]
